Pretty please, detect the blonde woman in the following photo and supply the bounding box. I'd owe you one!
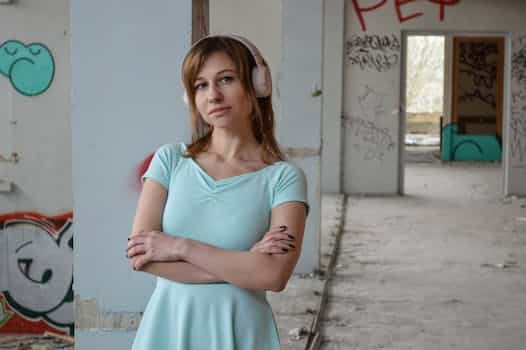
[127,34,309,349]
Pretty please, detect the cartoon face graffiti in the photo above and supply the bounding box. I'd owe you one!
[0,214,73,333]
[0,40,55,96]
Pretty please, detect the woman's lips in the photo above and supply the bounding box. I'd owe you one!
[208,107,231,117]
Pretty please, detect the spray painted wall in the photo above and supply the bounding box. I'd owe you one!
[344,0,526,195]
[0,0,72,335]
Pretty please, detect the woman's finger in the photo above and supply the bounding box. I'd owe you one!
[127,236,147,251]
[266,225,288,234]
[262,232,295,244]
[261,240,295,253]
[127,244,146,258]
[133,254,150,270]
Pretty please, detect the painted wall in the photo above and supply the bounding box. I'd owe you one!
[71,0,192,347]
[343,0,526,195]
[0,0,73,335]
[210,0,323,272]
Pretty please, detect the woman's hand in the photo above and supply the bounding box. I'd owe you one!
[127,230,184,270]
[250,225,296,255]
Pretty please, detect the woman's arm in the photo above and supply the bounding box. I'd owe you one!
[130,178,224,283]
[140,261,222,284]
[180,202,307,292]
[131,201,307,292]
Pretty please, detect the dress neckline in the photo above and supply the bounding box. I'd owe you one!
[182,143,283,184]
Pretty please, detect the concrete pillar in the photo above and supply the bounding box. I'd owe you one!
[321,0,344,194]
[71,0,191,347]
[281,0,323,272]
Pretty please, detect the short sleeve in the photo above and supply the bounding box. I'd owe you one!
[141,143,180,190]
[272,164,309,216]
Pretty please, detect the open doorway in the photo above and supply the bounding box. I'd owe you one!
[401,32,507,195]
[404,35,445,163]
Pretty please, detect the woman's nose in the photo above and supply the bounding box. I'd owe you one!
[207,84,223,102]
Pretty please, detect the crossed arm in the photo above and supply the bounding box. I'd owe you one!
[127,179,307,292]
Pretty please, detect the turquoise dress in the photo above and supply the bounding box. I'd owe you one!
[132,142,309,350]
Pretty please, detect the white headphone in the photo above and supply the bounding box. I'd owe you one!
[182,34,272,105]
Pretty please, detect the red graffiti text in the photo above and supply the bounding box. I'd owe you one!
[352,0,461,32]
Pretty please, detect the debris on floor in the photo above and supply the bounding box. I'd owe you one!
[288,326,310,341]
[481,261,518,269]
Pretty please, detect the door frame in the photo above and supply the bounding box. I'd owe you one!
[398,30,511,195]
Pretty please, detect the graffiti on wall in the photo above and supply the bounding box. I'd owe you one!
[0,40,55,96]
[135,152,155,190]
[441,123,501,161]
[512,36,526,88]
[343,85,395,161]
[0,212,73,335]
[511,91,526,163]
[511,36,526,165]
[458,42,498,108]
[346,34,400,72]
[358,85,388,119]
[343,115,395,161]
[351,0,461,32]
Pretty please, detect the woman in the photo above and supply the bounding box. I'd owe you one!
[126,34,309,349]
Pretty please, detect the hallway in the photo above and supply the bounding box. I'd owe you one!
[320,162,526,349]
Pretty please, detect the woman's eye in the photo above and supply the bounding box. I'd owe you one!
[220,76,234,84]
[194,82,207,90]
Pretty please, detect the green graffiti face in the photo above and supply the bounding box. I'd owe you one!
[0,40,55,96]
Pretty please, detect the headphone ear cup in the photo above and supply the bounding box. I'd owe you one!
[252,66,271,98]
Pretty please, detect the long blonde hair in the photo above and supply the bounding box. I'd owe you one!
[181,36,285,164]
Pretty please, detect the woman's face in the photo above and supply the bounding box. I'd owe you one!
[193,51,253,131]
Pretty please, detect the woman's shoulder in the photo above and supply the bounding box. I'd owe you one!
[267,159,307,183]
[151,142,189,170]
[155,142,188,156]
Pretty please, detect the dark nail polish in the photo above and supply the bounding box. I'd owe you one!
[289,244,295,249]
[288,234,295,240]
[282,248,288,252]
[127,238,130,241]
[280,225,287,231]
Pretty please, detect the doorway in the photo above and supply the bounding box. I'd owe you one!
[404,34,445,163]
[400,32,507,195]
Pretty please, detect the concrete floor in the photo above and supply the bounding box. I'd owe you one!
[320,161,526,349]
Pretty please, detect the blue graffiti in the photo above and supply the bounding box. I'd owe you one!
[0,40,55,96]
[441,123,501,161]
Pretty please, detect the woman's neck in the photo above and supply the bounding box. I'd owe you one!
[207,131,262,162]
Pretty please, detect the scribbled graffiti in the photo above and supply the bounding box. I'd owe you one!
[459,90,496,109]
[358,85,387,119]
[458,42,499,108]
[351,0,461,32]
[512,36,526,89]
[441,123,501,161]
[510,36,526,164]
[346,34,400,72]
[343,114,395,161]
[0,40,55,96]
[0,212,73,335]
[511,91,526,163]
